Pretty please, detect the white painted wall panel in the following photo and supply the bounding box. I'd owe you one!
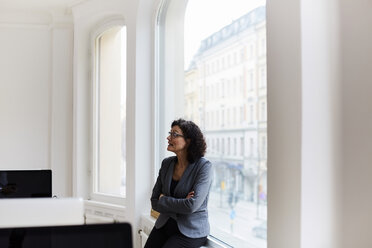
[266,0,302,247]
[0,27,51,169]
[340,0,372,247]
[50,26,74,197]
[300,1,342,247]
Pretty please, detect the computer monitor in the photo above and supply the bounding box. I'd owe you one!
[0,169,52,198]
[0,198,84,228]
[0,223,133,248]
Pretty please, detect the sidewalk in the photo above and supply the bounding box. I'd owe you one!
[208,191,267,248]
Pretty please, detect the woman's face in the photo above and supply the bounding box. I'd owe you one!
[167,125,188,155]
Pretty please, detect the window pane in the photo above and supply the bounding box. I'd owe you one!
[184,1,267,247]
[94,26,126,197]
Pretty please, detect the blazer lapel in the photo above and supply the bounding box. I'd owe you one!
[164,157,176,195]
[174,161,196,195]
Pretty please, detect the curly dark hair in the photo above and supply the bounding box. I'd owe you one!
[171,118,207,163]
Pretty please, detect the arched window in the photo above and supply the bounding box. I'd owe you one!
[91,20,127,205]
[156,0,266,246]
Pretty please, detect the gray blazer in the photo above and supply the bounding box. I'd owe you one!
[151,156,213,238]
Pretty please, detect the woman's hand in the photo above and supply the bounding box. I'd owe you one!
[159,194,164,199]
[186,191,195,199]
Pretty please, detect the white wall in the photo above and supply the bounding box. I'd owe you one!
[50,25,74,197]
[0,10,73,197]
[266,0,302,246]
[300,0,342,247]
[268,0,372,247]
[0,26,51,169]
[340,0,372,247]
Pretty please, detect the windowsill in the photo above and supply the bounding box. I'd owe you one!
[84,200,127,223]
[89,192,126,206]
[84,200,126,211]
[205,236,233,248]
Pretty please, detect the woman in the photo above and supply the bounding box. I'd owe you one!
[144,119,213,248]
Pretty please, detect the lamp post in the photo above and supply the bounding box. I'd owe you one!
[256,135,261,219]
[256,162,260,219]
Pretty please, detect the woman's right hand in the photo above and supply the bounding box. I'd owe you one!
[186,191,194,199]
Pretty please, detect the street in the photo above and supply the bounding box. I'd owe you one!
[208,191,267,248]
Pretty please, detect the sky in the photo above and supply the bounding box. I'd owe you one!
[184,0,266,68]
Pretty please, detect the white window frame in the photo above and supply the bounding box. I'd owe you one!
[90,17,126,206]
[155,1,267,247]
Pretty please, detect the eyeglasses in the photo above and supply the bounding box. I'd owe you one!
[168,131,184,139]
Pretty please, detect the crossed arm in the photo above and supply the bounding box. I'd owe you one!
[151,161,212,215]
[159,191,194,199]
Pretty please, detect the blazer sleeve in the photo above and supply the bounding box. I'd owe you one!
[150,158,171,213]
[155,159,212,215]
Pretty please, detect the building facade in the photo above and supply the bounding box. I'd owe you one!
[184,6,267,206]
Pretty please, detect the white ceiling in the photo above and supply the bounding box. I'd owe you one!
[0,0,88,12]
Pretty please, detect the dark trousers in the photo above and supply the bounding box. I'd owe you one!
[144,218,207,248]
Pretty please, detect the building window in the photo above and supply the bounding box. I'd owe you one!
[260,67,266,88]
[227,137,231,155]
[248,43,254,60]
[227,108,231,125]
[261,101,267,121]
[248,71,254,91]
[233,137,237,156]
[92,23,127,204]
[222,138,225,154]
[262,136,267,159]
[260,37,266,56]
[240,106,244,123]
[250,137,254,157]
[250,105,254,123]
[233,107,237,125]
[240,137,244,156]
[222,109,225,126]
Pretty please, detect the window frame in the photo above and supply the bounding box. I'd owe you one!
[90,17,127,206]
[155,0,267,247]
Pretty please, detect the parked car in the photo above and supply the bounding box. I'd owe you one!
[252,220,267,240]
